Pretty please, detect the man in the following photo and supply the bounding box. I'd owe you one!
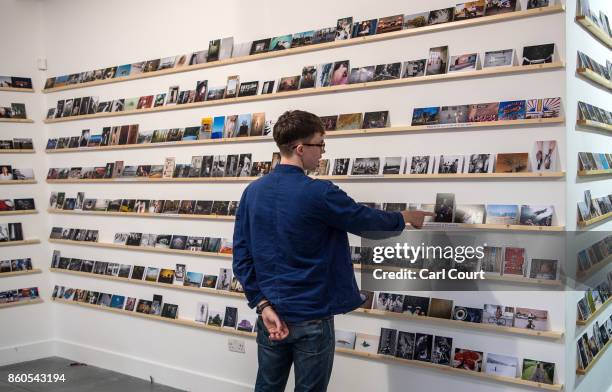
[233,110,433,391]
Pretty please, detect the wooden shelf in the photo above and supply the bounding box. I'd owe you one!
[0,180,37,185]
[577,169,612,176]
[0,209,37,216]
[46,171,565,184]
[49,268,244,298]
[0,118,34,123]
[577,297,612,326]
[576,15,612,48]
[41,5,564,94]
[337,348,563,391]
[51,296,562,390]
[577,119,612,133]
[0,87,34,93]
[52,297,255,337]
[0,268,42,278]
[576,336,612,375]
[50,267,562,339]
[46,209,566,231]
[352,308,563,339]
[0,239,41,247]
[43,62,565,124]
[355,265,563,287]
[0,149,35,154]
[576,68,612,90]
[0,297,43,309]
[48,238,232,259]
[47,208,234,221]
[578,211,612,228]
[45,117,565,154]
[423,222,565,232]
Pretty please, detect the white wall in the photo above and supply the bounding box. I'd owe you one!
[564,0,612,391]
[0,0,56,365]
[4,0,611,391]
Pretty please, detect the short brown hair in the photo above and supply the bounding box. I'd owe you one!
[273,110,324,155]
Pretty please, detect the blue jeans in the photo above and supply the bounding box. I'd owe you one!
[255,316,335,392]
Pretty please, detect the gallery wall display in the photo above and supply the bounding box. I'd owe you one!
[577,235,612,277]
[577,152,612,174]
[0,76,33,91]
[576,51,612,90]
[0,138,34,152]
[41,3,562,93]
[0,165,35,182]
[34,2,582,390]
[0,258,34,275]
[576,0,612,48]
[0,286,41,309]
[49,286,564,391]
[0,103,28,119]
[48,192,237,218]
[43,50,562,124]
[577,190,612,226]
[0,198,36,213]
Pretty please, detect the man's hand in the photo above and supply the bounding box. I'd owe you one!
[401,210,435,229]
[261,306,289,341]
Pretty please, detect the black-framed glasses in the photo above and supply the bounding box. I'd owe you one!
[292,142,326,150]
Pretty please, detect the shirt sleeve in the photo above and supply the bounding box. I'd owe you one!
[232,189,265,308]
[319,182,405,237]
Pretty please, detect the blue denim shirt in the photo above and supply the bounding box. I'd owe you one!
[232,164,405,322]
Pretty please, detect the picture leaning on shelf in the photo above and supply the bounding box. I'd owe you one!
[0,165,35,181]
[576,51,612,82]
[576,279,611,323]
[364,291,553,332]
[0,103,27,119]
[50,283,256,332]
[51,284,181,320]
[578,152,612,172]
[45,137,561,182]
[0,258,33,274]
[48,192,238,217]
[0,287,39,304]
[0,222,24,242]
[577,190,612,223]
[411,97,561,126]
[0,198,35,212]
[576,235,612,275]
[48,226,233,254]
[0,76,33,89]
[578,0,612,38]
[346,323,557,384]
[50,250,245,295]
[41,1,557,91]
[577,101,612,125]
[0,138,33,150]
[44,41,559,121]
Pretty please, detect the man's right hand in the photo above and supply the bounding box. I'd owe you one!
[262,306,289,341]
[401,210,435,229]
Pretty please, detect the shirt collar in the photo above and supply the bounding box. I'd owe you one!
[273,164,305,174]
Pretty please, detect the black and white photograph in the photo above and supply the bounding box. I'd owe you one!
[435,155,464,174]
[332,158,351,175]
[522,43,555,65]
[465,153,492,173]
[413,333,433,362]
[350,157,380,176]
[377,328,397,356]
[408,156,432,174]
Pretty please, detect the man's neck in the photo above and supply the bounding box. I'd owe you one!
[279,156,303,170]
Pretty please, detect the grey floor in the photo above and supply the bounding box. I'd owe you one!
[0,357,185,392]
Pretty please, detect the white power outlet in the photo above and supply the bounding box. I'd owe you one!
[228,338,246,353]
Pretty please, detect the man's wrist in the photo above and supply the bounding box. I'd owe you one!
[256,299,273,314]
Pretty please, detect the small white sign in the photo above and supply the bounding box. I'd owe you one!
[228,338,246,354]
